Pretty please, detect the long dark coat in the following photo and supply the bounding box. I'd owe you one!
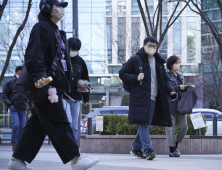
[119,48,175,127]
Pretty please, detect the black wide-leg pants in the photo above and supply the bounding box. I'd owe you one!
[13,91,80,164]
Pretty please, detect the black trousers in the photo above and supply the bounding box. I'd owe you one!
[13,91,80,164]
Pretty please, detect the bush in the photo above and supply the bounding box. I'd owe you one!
[0,119,3,125]
[94,114,207,135]
[120,94,129,106]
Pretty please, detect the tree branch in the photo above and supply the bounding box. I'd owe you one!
[0,0,32,84]
[144,0,154,35]
[0,0,8,20]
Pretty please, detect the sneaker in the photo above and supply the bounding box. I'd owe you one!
[145,151,156,160]
[169,151,180,157]
[12,144,16,152]
[8,158,34,170]
[130,150,146,159]
[175,148,181,157]
[71,156,99,170]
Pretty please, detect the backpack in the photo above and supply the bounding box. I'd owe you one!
[123,55,143,93]
[177,87,198,114]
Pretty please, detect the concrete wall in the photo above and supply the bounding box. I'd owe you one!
[80,135,222,154]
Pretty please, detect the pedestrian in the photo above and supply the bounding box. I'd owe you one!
[165,56,195,157]
[63,37,90,141]
[2,66,28,152]
[7,0,99,170]
[119,36,176,160]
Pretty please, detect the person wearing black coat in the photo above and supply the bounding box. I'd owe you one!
[119,36,176,160]
[2,66,28,151]
[165,56,195,157]
[63,37,90,141]
[8,1,98,170]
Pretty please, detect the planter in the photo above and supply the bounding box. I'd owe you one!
[80,135,222,154]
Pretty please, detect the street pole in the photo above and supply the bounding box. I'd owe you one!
[104,80,111,106]
[72,0,80,147]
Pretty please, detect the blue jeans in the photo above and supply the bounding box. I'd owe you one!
[10,107,27,144]
[132,99,156,153]
[63,99,81,141]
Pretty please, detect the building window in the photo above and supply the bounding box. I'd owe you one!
[108,66,122,74]
[173,17,181,58]
[118,17,126,63]
[187,17,196,63]
[159,17,168,61]
[131,17,140,56]
[105,0,112,15]
[131,0,139,15]
[117,0,126,15]
[146,0,153,15]
[106,18,112,64]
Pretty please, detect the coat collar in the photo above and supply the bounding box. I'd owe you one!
[169,70,183,82]
[136,48,166,65]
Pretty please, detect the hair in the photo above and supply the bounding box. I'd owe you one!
[166,56,180,70]
[143,36,158,45]
[38,0,53,21]
[68,38,82,51]
[15,66,23,73]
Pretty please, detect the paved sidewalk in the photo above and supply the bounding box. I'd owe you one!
[0,146,222,170]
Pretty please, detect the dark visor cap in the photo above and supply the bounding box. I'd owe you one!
[53,0,68,8]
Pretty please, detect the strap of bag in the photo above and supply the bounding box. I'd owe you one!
[51,30,62,76]
[169,71,178,85]
[135,55,142,68]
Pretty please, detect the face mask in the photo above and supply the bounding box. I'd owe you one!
[16,75,19,79]
[70,51,78,57]
[172,64,180,71]
[144,47,156,56]
[51,7,65,20]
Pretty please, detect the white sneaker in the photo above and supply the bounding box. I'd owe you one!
[8,158,34,170]
[71,156,99,170]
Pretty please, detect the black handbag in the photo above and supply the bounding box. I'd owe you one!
[177,87,198,114]
[15,30,61,103]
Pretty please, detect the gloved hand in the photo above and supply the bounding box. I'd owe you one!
[48,88,58,103]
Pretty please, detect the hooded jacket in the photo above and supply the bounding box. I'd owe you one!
[119,48,175,126]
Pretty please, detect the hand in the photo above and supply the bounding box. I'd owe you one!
[35,77,46,88]
[137,73,144,81]
[190,85,195,88]
[170,92,177,101]
[180,85,186,90]
[84,102,88,106]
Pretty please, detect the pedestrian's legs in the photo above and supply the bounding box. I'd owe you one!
[132,129,142,151]
[175,113,188,143]
[17,109,27,141]
[69,100,81,141]
[10,107,19,144]
[63,99,72,123]
[165,115,177,147]
[132,100,156,153]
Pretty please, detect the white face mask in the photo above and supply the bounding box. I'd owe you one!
[70,51,78,57]
[51,7,65,20]
[172,64,180,71]
[16,75,19,79]
[144,47,156,56]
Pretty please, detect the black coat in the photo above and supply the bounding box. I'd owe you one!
[119,48,175,127]
[64,55,90,103]
[167,70,187,116]
[25,19,74,94]
[2,76,28,109]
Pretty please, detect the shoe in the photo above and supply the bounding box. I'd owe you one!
[71,156,99,170]
[12,144,16,152]
[145,151,156,160]
[175,148,181,157]
[130,150,146,159]
[8,158,34,170]
[169,151,180,157]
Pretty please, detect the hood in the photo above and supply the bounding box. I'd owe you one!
[136,47,166,64]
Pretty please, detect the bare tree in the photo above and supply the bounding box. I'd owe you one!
[185,0,222,63]
[202,34,222,111]
[137,0,191,50]
[0,0,32,84]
